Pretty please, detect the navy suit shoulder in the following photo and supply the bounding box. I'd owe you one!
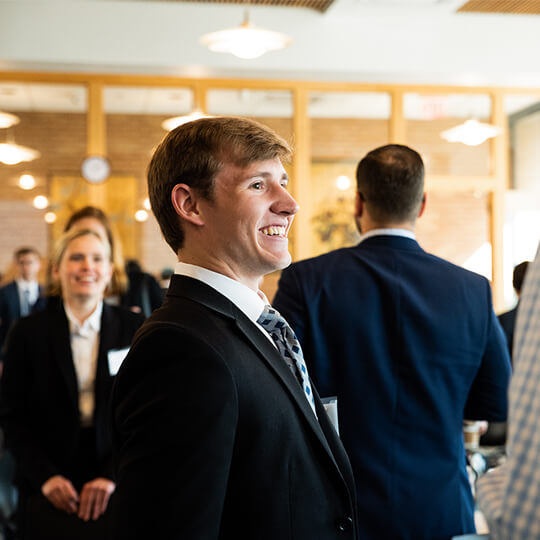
[274,235,511,540]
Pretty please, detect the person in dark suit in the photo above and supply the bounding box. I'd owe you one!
[111,116,357,540]
[0,247,46,360]
[0,229,143,540]
[498,260,529,362]
[122,259,163,317]
[273,144,511,540]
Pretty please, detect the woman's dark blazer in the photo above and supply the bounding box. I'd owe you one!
[0,297,144,495]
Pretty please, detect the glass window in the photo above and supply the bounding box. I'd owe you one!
[102,85,192,274]
[0,81,87,273]
[309,91,391,256]
[404,93,492,176]
[416,190,492,281]
[502,95,540,307]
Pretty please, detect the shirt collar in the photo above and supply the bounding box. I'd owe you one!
[65,301,103,336]
[174,262,267,323]
[16,279,38,294]
[358,228,416,244]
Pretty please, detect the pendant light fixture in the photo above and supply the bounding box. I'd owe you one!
[200,9,292,60]
[440,119,502,146]
[0,115,41,165]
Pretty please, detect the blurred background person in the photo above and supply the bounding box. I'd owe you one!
[123,259,163,317]
[64,207,128,305]
[498,260,529,363]
[0,247,46,362]
[64,206,163,316]
[0,228,143,540]
[479,261,529,448]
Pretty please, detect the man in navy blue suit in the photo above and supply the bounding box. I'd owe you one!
[0,247,46,361]
[273,144,511,540]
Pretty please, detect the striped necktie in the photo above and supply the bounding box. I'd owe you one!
[20,288,31,317]
[257,305,317,418]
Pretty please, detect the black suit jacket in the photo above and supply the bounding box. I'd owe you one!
[498,305,518,361]
[0,281,46,357]
[0,297,144,494]
[112,275,357,540]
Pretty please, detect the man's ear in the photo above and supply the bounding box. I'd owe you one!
[418,193,427,218]
[354,191,364,218]
[171,184,205,226]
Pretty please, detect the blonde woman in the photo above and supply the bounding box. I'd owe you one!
[0,229,143,540]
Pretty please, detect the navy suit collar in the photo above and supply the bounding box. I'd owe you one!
[357,234,424,252]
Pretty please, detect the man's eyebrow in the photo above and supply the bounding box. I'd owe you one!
[246,171,289,181]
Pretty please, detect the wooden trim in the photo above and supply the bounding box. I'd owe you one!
[390,89,405,144]
[2,71,540,98]
[489,91,509,310]
[292,86,312,261]
[87,81,105,156]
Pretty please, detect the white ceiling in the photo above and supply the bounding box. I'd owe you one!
[1,0,540,89]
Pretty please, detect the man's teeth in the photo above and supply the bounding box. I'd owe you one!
[261,226,286,236]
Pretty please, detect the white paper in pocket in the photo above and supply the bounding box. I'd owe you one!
[107,347,130,376]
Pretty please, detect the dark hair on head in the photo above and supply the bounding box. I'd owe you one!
[14,247,40,259]
[64,206,114,248]
[148,116,293,254]
[513,261,530,294]
[356,144,425,223]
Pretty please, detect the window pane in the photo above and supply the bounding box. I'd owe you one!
[404,93,492,176]
[416,190,492,281]
[309,91,390,256]
[104,85,193,273]
[0,81,87,273]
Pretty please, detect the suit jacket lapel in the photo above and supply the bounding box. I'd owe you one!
[95,305,117,409]
[234,313,348,478]
[7,282,21,319]
[168,275,348,481]
[49,299,79,409]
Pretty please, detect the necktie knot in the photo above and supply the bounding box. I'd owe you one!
[257,305,317,417]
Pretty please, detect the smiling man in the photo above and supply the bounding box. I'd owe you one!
[111,116,357,540]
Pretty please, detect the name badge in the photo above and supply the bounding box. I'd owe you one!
[107,347,130,375]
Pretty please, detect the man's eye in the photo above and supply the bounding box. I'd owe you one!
[251,182,263,190]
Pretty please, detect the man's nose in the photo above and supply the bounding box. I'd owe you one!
[275,186,299,216]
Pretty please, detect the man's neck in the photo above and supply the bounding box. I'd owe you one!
[359,216,416,234]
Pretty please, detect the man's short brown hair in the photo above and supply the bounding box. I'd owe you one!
[14,247,40,261]
[148,116,292,253]
[356,144,425,224]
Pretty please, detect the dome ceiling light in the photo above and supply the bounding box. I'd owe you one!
[200,10,292,60]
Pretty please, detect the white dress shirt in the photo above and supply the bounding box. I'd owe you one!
[358,227,416,244]
[65,301,103,427]
[175,262,275,346]
[16,279,39,316]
